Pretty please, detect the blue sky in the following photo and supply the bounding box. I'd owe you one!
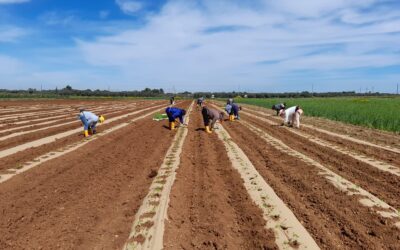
[0,0,399,93]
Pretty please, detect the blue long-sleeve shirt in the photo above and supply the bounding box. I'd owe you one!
[165,107,185,123]
[225,103,239,115]
[79,111,99,130]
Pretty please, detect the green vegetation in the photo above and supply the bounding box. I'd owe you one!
[235,97,400,133]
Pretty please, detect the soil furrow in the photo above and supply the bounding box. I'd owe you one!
[0,103,187,250]
[245,108,400,165]
[221,119,400,249]
[241,113,400,209]
[243,111,400,176]
[0,104,142,146]
[0,103,167,172]
[164,108,277,249]
[239,103,400,150]
[0,103,161,152]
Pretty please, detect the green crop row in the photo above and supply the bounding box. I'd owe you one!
[232,97,400,133]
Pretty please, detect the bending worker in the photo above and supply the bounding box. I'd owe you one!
[279,106,303,128]
[225,103,241,121]
[196,97,204,110]
[165,106,186,130]
[202,106,224,133]
[170,96,175,105]
[79,109,105,137]
[272,102,286,116]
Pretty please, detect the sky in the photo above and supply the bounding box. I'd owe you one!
[0,0,399,93]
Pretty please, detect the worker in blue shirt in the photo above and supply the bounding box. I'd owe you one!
[79,109,105,137]
[165,107,186,130]
[225,103,241,121]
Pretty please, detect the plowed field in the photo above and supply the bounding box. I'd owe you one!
[0,99,399,250]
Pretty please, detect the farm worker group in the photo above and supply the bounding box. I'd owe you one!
[78,109,105,137]
[165,106,186,130]
[162,96,303,134]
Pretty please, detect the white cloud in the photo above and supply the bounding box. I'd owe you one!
[0,0,29,4]
[74,0,400,91]
[0,26,28,42]
[39,11,76,26]
[115,0,142,15]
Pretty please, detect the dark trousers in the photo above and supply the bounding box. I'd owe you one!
[202,108,210,126]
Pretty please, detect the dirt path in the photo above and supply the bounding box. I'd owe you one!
[220,117,400,249]
[163,108,277,249]
[0,103,188,250]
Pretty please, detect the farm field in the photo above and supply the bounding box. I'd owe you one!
[0,99,399,250]
[234,97,400,133]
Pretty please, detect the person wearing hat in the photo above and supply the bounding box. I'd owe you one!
[78,109,105,137]
[165,106,186,130]
[201,106,224,133]
[279,105,303,128]
[225,103,242,121]
[272,102,286,115]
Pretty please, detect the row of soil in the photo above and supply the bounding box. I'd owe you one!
[221,118,400,249]
[0,102,171,172]
[245,109,400,167]
[0,102,145,129]
[163,108,277,249]
[0,105,133,136]
[241,103,400,149]
[240,113,400,209]
[0,101,149,125]
[0,102,155,151]
[0,101,191,250]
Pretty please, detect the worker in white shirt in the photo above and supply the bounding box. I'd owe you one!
[279,106,303,128]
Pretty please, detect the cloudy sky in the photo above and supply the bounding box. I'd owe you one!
[0,0,399,93]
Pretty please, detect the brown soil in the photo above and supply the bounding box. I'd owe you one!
[0,103,149,151]
[247,110,400,166]
[221,119,400,249]
[0,102,167,172]
[241,103,400,149]
[0,101,190,250]
[241,113,400,209]
[163,108,277,249]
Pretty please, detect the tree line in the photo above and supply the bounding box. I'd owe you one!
[0,86,395,98]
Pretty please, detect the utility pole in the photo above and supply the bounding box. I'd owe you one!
[397,83,399,95]
[311,84,314,96]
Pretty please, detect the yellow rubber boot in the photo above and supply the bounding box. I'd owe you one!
[205,126,212,133]
[170,121,175,130]
[84,130,89,137]
[229,115,234,121]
